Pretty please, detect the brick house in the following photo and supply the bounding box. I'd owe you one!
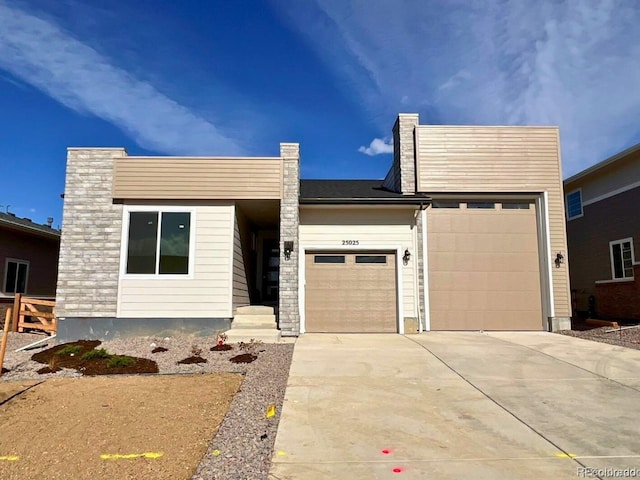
[55,113,572,341]
[564,143,640,320]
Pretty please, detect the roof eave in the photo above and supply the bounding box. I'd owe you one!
[564,142,640,186]
[0,219,61,240]
[299,197,431,205]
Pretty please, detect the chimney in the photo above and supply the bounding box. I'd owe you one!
[47,217,54,227]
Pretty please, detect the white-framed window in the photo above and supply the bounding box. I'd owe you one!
[123,208,194,276]
[610,238,635,280]
[565,189,583,220]
[4,258,29,294]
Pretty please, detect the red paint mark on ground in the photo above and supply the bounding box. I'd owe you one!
[393,467,403,473]
[381,449,391,455]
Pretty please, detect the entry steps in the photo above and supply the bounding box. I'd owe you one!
[225,305,282,343]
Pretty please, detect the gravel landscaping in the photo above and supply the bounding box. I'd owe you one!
[0,332,295,480]
[559,323,640,351]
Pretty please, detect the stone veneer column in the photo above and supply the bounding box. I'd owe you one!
[278,143,301,336]
[392,113,420,195]
[56,148,125,318]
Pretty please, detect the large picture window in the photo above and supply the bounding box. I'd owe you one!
[126,211,192,275]
[4,259,29,294]
[610,238,635,280]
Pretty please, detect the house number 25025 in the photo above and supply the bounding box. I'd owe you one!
[342,240,359,245]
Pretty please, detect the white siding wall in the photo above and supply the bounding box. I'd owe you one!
[299,207,418,319]
[117,204,234,318]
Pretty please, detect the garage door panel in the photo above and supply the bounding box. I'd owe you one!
[305,252,397,333]
[428,203,543,331]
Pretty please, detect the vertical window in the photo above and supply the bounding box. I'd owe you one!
[566,189,583,220]
[159,212,191,274]
[4,259,29,294]
[610,238,635,279]
[126,211,192,275]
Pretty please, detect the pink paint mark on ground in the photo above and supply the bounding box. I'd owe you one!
[393,467,404,473]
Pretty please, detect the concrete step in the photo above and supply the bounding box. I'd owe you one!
[234,305,275,316]
[232,314,277,329]
[224,328,281,343]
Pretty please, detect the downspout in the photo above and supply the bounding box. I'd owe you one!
[421,205,429,332]
[413,206,422,333]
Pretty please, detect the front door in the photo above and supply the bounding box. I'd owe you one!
[262,238,279,302]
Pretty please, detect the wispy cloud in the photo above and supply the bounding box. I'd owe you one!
[274,0,640,176]
[358,137,393,156]
[0,1,244,155]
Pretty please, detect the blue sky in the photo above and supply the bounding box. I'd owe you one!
[1,0,639,226]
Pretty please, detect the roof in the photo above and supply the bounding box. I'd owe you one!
[0,212,61,240]
[564,142,640,185]
[299,180,430,204]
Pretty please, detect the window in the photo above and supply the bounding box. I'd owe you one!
[355,255,387,264]
[314,255,345,264]
[466,202,495,209]
[432,201,460,209]
[566,189,583,220]
[4,259,28,294]
[126,211,191,275]
[501,202,531,210]
[610,238,635,279]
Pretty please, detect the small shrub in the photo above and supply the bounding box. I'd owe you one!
[81,348,110,360]
[191,344,203,357]
[239,339,263,355]
[107,355,135,368]
[56,345,82,356]
[217,332,228,346]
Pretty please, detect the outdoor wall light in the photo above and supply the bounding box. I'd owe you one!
[284,241,294,260]
[403,249,411,265]
[555,252,564,268]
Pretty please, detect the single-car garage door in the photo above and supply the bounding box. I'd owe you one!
[428,201,543,330]
[305,252,397,332]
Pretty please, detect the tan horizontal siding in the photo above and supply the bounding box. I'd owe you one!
[416,125,570,319]
[117,205,234,318]
[113,157,283,200]
[566,149,640,204]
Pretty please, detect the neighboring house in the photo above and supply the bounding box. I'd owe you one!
[55,113,571,340]
[564,143,640,320]
[0,212,61,318]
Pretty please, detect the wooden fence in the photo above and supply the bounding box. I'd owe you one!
[10,293,57,334]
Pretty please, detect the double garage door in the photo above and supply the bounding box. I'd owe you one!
[305,252,397,333]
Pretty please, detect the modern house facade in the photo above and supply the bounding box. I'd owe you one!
[55,114,571,340]
[564,143,640,320]
[0,212,61,318]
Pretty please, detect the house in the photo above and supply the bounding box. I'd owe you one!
[564,143,640,321]
[55,113,571,340]
[0,212,61,318]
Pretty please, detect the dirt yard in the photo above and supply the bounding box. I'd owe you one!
[0,373,242,480]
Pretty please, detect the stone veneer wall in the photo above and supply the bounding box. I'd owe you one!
[56,148,125,318]
[278,143,301,335]
[395,113,419,195]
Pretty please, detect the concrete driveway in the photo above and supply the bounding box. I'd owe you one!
[269,332,640,479]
